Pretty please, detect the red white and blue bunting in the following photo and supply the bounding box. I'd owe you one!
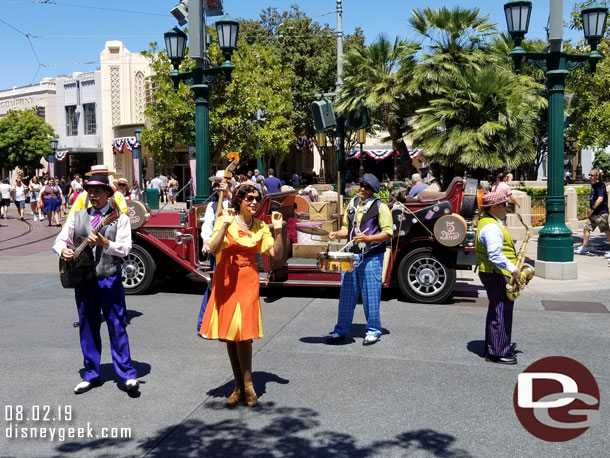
[112,137,139,155]
[55,150,69,162]
[347,146,425,161]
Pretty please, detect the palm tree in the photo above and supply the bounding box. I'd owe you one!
[412,65,545,170]
[337,34,420,172]
[409,6,498,96]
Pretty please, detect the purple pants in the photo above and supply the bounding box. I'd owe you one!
[478,272,515,357]
[74,275,136,383]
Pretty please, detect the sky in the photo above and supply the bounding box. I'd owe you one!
[0,0,585,91]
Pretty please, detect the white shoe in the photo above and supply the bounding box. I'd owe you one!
[363,332,380,346]
[125,379,139,392]
[604,251,610,258]
[574,246,589,255]
[33,216,38,221]
[73,380,98,394]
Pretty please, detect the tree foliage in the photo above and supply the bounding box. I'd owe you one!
[0,108,56,170]
[141,25,294,166]
[412,66,545,170]
[338,34,419,175]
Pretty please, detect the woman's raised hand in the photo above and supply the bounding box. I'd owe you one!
[223,208,235,226]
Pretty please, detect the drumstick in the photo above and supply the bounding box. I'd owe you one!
[339,228,369,252]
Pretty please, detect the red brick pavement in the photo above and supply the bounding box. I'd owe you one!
[0,207,62,256]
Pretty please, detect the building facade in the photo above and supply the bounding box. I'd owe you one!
[99,41,153,184]
[54,71,103,177]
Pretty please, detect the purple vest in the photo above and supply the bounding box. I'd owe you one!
[347,197,386,257]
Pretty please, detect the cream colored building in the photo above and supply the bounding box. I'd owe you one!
[100,41,154,184]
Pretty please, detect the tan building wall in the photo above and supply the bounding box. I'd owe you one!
[0,78,57,129]
[100,41,153,183]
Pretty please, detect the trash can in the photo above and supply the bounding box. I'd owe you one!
[146,188,159,209]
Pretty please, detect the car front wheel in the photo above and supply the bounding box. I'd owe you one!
[397,247,456,304]
[122,244,156,295]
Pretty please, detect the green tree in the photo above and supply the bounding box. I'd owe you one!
[412,65,545,171]
[141,26,294,167]
[409,7,497,96]
[337,34,420,175]
[0,108,56,170]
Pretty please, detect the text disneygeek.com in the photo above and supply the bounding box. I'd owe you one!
[3,405,131,442]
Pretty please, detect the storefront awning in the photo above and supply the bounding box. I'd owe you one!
[347,145,425,161]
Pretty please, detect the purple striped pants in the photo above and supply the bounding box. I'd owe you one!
[478,272,514,357]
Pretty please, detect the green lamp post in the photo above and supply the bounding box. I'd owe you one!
[504,0,608,278]
[164,15,239,203]
[49,138,58,178]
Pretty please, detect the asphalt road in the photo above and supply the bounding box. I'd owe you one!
[0,249,608,458]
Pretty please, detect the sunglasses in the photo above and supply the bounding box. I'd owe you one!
[118,183,127,187]
[359,183,372,191]
[244,195,260,203]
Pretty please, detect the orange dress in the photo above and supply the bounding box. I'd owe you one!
[199,215,274,341]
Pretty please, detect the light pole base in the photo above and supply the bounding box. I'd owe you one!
[534,259,577,280]
[537,233,574,262]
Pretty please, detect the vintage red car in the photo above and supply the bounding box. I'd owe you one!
[121,177,479,303]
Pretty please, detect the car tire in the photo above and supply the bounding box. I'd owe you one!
[397,247,456,304]
[122,244,156,295]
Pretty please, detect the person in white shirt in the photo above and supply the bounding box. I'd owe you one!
[196,171,236,332]
[53,174,139,395]
[0,178,11,219]
[11,176,28,220]
[159,173,168,203]
[475,191,523,365]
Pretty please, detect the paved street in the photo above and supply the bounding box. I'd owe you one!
[0,209,609,457]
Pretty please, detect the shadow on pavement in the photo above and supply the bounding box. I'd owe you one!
[126,405,474,458]
[206,371,290,400]
[466,340,486,358]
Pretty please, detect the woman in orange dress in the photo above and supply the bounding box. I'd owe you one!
[199,183,284,406]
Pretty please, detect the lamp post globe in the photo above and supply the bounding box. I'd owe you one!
[581,1,609,47]
[134,128,142,144]
[50,138,58,151]
[504,0,532,43]
[164,27,187,70]
[215,14,239,61]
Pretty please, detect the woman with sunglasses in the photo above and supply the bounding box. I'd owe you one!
[199,183,284,407]
[115,178,131,200]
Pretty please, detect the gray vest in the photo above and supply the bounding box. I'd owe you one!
[72,209,122,279]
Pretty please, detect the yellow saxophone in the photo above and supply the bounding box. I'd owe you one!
[506,214,535,301]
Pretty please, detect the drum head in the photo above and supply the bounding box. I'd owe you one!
[433,213,467,247]
[126,200,148,229]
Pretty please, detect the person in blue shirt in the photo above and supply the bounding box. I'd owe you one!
[408,173,428,197]
[263,169,282,194]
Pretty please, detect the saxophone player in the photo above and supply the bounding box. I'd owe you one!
[475,191,523,365]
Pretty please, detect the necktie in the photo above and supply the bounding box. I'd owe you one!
[91,210,102,230]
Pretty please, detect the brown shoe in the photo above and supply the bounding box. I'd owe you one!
[244,384,258,407]
[226,387,243,406]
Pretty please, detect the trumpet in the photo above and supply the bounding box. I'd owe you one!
[506,214,535,301]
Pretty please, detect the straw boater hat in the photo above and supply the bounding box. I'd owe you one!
[83,174,114,195]
[480,191,509,208]
[85,164,123,178]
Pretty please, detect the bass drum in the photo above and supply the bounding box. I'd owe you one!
[460,178,479,219]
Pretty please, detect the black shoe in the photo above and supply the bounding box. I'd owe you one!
[485,354,517,365]
[326,333,346,344]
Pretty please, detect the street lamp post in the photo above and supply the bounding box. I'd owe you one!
[49,138,58,178]
[134,128,143,200]
[164,15,239,203]
[504,0,608,279]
